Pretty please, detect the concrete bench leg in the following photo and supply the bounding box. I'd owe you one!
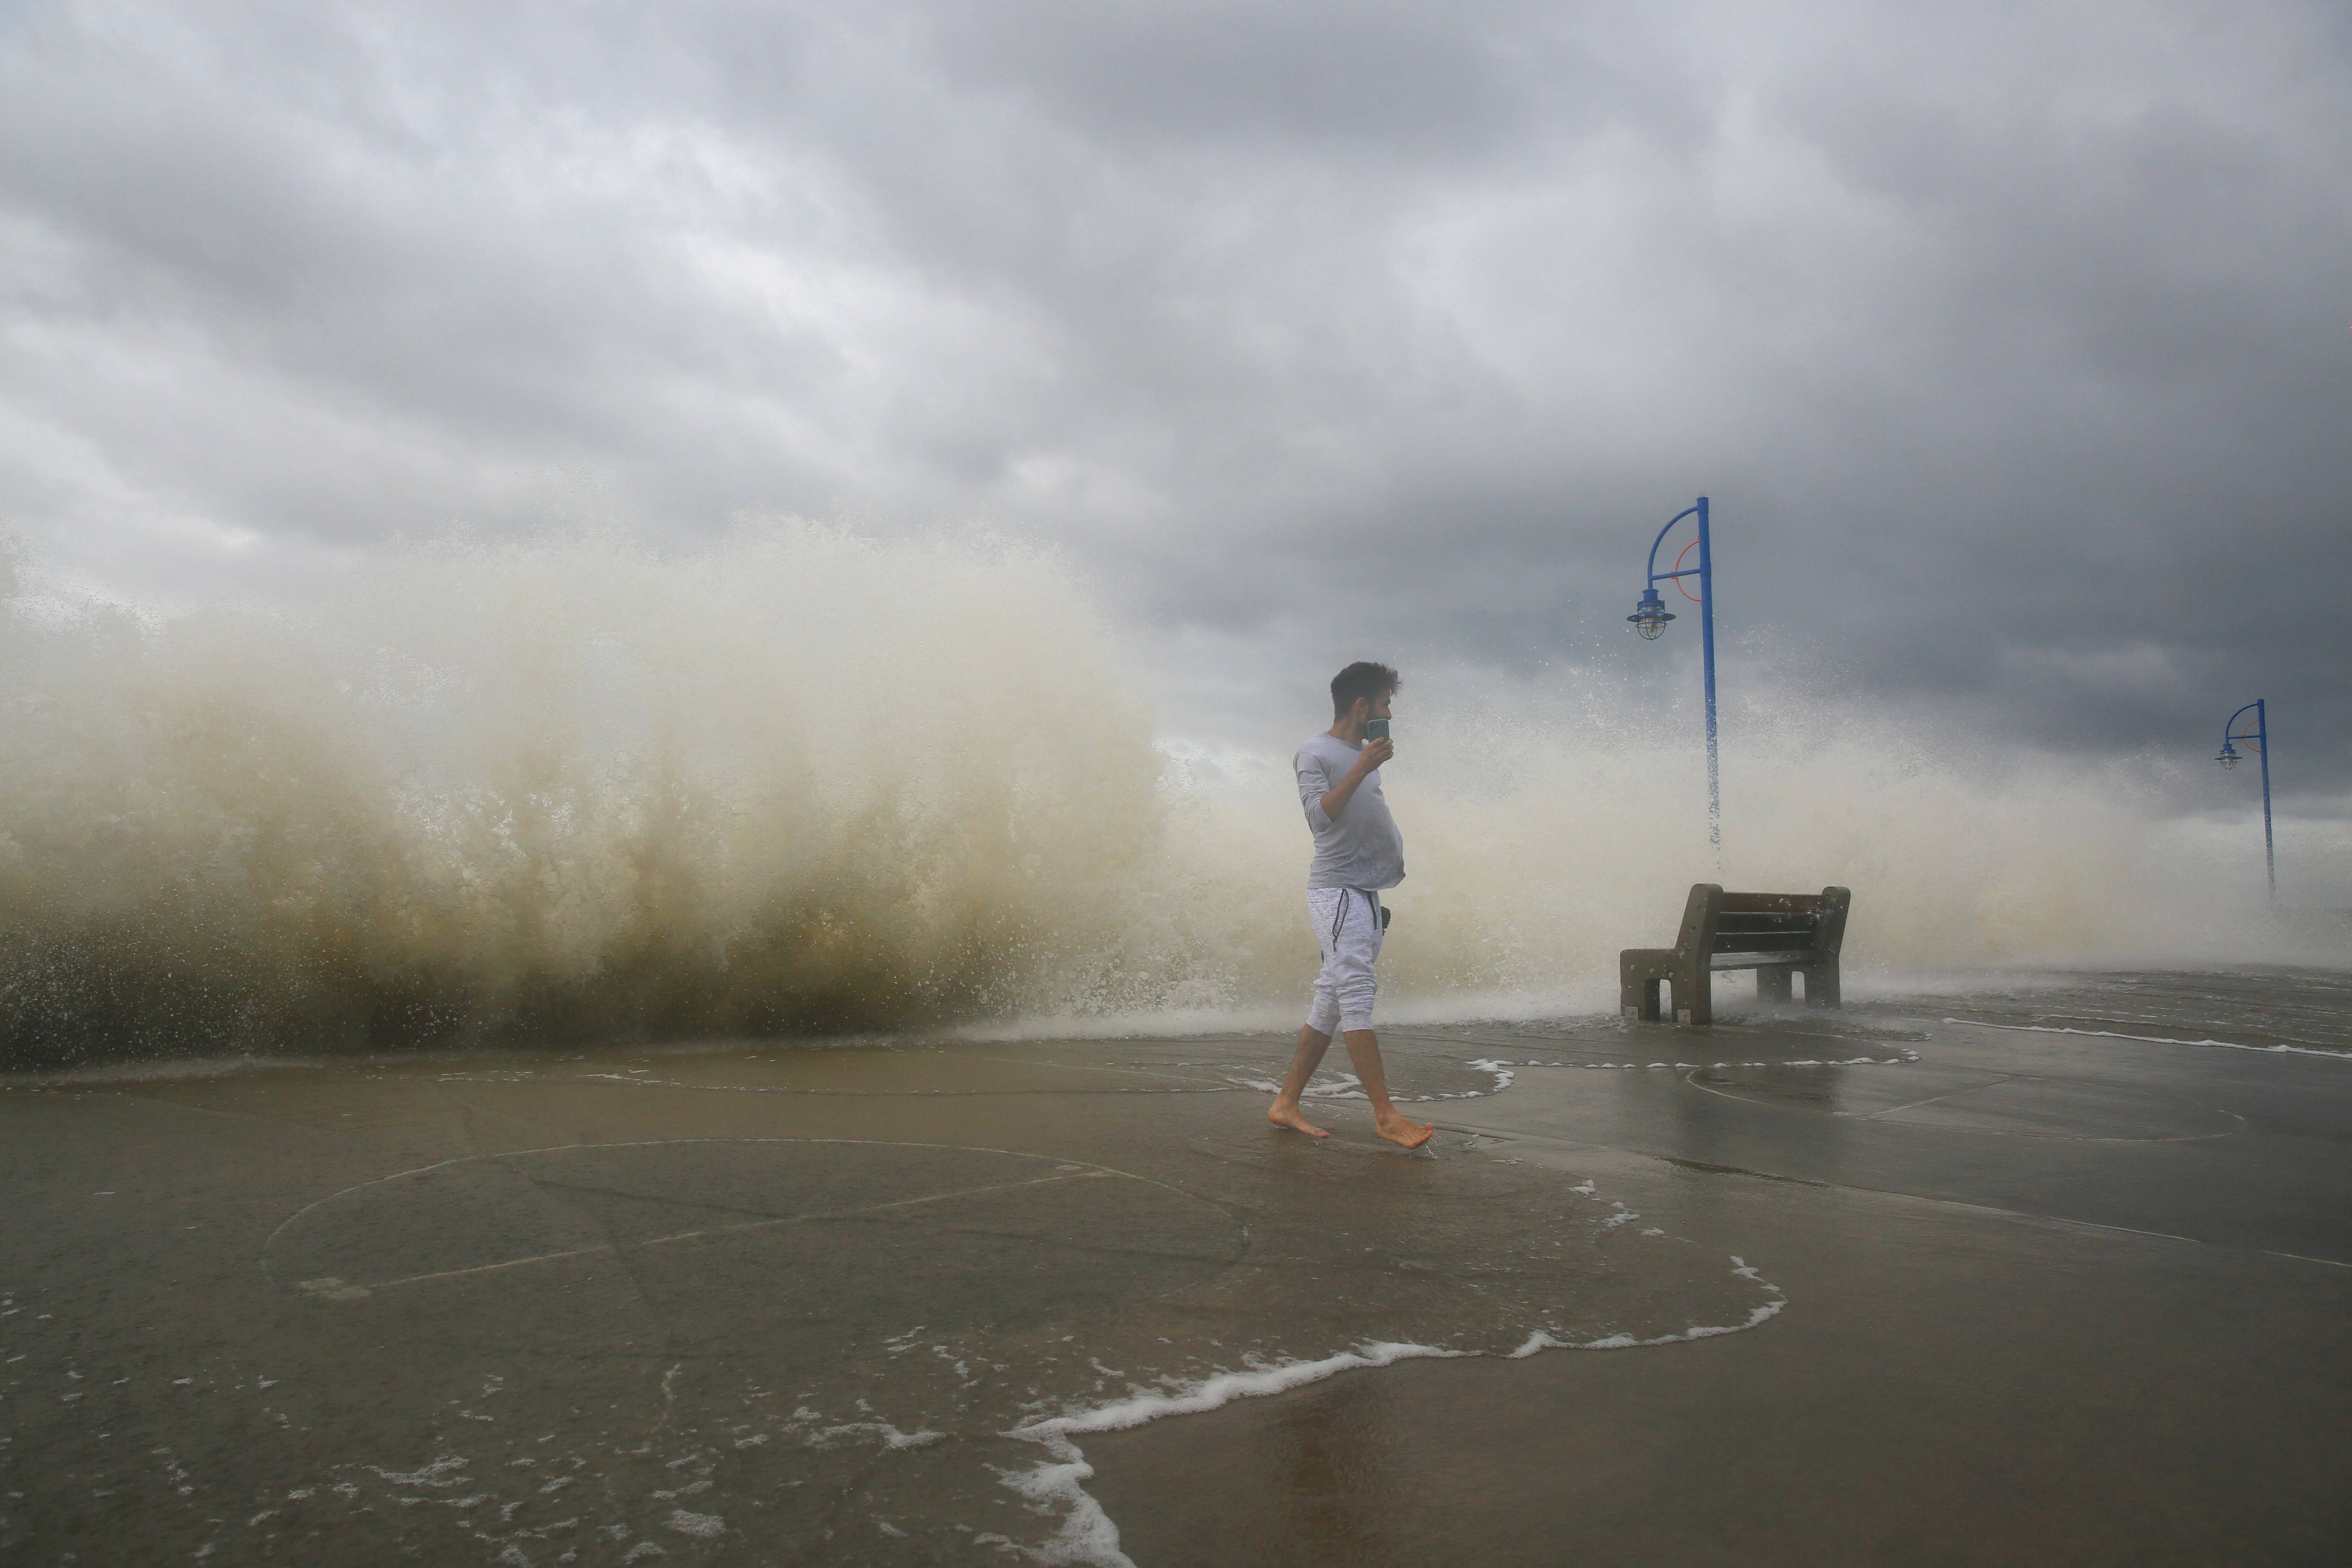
[1801,962,1842,1009]
[1620,951,1672,1022]
[1673,965,1712,1025]
[1625,954,1713,1024]
[1756,968,1793,1004]
[1622,884,1723,1026]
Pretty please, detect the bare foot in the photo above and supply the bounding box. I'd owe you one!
[1268,1102,1330,1138]
[1375,1111,1437,1150]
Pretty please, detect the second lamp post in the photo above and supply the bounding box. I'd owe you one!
[1628,496,1720,869]
[2216,699,2276,904]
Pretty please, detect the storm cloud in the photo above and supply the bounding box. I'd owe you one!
[2,3,2347,826]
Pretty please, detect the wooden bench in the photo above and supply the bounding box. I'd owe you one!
[1619,883,1851,1025]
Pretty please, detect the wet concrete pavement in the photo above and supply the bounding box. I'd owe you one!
[1,967,2346,1564]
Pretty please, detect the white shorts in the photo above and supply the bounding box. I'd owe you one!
[1305,886,1385,1036]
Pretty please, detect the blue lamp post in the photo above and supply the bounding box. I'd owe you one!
[1628,496,1720,869]
[2215,699,2275,904]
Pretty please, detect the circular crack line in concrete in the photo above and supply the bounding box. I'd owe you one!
[263,1137,1244,1303]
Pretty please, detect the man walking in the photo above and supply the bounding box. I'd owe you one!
[1267,662,1437,1150]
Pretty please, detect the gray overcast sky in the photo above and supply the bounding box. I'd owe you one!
[3,2,2348,801]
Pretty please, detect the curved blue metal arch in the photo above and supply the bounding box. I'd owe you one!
[2222,699,2265,752]
[1644,503,1704,588]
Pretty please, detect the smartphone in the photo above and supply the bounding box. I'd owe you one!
[1365,718,1390,742]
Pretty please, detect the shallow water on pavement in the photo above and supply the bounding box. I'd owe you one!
[1,967,2345,1564]
[0,1033,1773,1564]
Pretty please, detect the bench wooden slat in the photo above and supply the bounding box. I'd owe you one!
[1709,950,1813,970]
[1709,933,1820,954]
[1718,893,1825,914]
[1716,912,1821,934]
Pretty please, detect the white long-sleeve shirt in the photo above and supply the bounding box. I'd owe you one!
[1294,732,1405,891]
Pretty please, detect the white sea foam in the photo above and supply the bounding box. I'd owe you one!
[996,1255,1786,1566]
[1221,1056,1516,1103]
[664,1509,725,1538]
[1941,1018,2352,1059]
[809,1421,945,1450]
[1497,1054,1919,1070]
[368,1455,469,1488]
[1011,1339,1472,1444]
[1464,1058,1518,1092]
[992,1438,1133,1567]
[994,1344,1479,1568]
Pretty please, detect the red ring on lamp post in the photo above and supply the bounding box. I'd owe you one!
[1673,539,1704,603]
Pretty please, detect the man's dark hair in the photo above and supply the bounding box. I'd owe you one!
[1330,661,1401,719]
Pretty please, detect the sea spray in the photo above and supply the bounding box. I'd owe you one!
[0,525,2279,1067]
[0,527,1207,1065]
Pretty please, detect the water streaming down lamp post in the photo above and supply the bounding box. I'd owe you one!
[1628,496,1720,871]
[2216,698,2276,904]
